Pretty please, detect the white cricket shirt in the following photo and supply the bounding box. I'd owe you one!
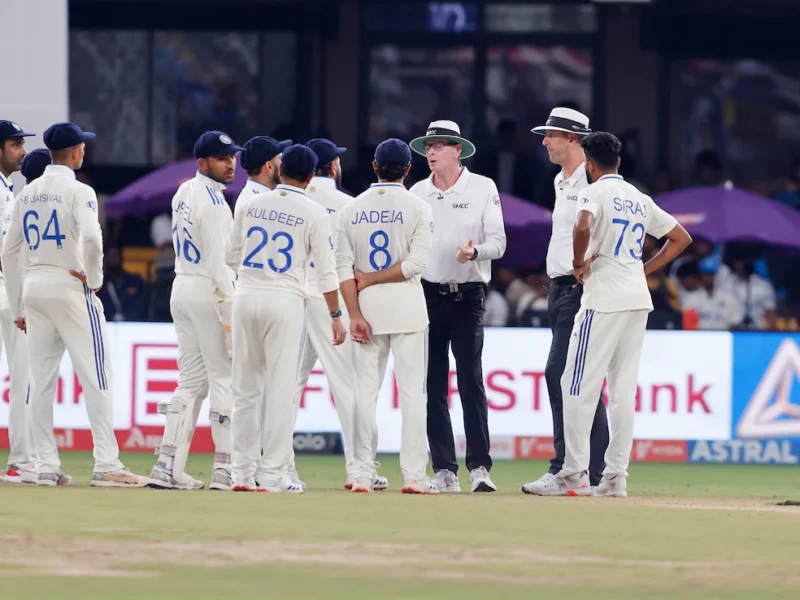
[578,174,678,313]
[546,162,587,279]
[305,176,351,299]
[227,183,337,299]
[336,183,432,334]
[0,171,15,281]
[171,171,236,302]
[233,178,272,222]
[2,165,104,318]
[409,167,506,284]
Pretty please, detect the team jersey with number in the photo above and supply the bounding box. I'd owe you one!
[336,182,433,334]
[305,176,351,299]
[227,183,338,298]
[578,174,678,313]
[171,171,236,302]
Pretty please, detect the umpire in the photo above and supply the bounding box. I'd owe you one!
[409,120,506,493]
[523,107,609,494]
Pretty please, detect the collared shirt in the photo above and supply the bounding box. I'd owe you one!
[2,165,104,319]
[171,171,236,302]
[305,176,352,298]
[233,178,272,222]
[227,183,337,299]
[336,182,432,334]
[578,174,678,313]
[547,162,587,279]
[0,171,15,281]
[409,167,506,284]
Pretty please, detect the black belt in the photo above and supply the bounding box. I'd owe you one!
[551,275,577,286]
[422,280,485,295]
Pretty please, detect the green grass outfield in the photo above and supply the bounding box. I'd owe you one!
[0,451,798,599]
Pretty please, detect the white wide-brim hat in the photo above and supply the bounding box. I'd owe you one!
[410,120,476,159]
[531,107,591,136]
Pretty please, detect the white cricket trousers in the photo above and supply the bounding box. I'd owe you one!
[351,329,428,482]
[232,289,306,485]
[158,275,233,479]
[288,295,355,478]
[561,308,649,478]
[0,283,34,469]
[23,270,123,474]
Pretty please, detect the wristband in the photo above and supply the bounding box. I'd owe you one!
[573,262,584,269]
[330,309,342,319]
[469,247,479,261]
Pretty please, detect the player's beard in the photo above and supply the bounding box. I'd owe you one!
[585,165,593,184]
[335,169,342,188]
[271,168,280,188]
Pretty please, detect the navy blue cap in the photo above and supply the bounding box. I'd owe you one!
[21,149,51,182]
[281,144,319,178]
[305,138,346,166]
[0,120,35,141]
[375,138,412,167]
[241,136,292,170]
[193,130,245,159]
[43,122,96,151]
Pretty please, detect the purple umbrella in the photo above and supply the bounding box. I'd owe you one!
[656,186,800,249]
[495,193,553,268]
[104,159,249,218]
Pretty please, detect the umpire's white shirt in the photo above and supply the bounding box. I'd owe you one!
[305,176,351,299]
[547,162,587,279]
[2,165,103,319]
[337,183,432,334]
[171,172,236,302]
[409,167,506,284]
[578,174,677,313]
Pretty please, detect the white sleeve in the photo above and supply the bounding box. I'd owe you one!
[1,197,26,319]
[577,185,602,218]
[647,197,679,239]
[226,203,245,277]
[310,209,338,294]
[335,210,355,283]
[475,180,506,260]
[75,186,104,290]
[401,203,432,279]
[197,204,236,302]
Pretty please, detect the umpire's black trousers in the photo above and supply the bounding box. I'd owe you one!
[546,275,609,485]
[423,280,491,475]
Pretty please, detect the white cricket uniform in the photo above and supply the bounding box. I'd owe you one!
[227,183,338,485]
[1,165,123,475]
[233,178,271,222]
[336,183,433,482]
[0,174,34,471]
[561,174,678,477]
[285,176,357,479]
[155,171,236,482]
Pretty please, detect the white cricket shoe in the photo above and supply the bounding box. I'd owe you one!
[401,478,439,495]
[232,479,256,492]
[350,476,373,493]
[146,465,203,490]
[209,468,232,491]
[594,474,628,498]
[521,472,556,494]
[4,464,37,484]
[37,472,73,487]
[470,466,497,493]
[523,470,592,496]
[257,476,303,494]
[345,462,389,491]
[285,466,307,492]
[91,468,148,487]
[431,469,461,493]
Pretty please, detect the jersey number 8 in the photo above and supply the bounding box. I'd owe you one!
[369,230,391,271]
[23,209,66,251]
[243,226,294,273]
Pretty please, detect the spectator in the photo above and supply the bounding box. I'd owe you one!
[484,284,510,327]
[150,212,175,271]
[693,150,725,187]
[494,266,534,317]
[724,256,777,330]
[97,247,148,322]
[644,238,680,312]
[514,265,550,322]
[148,213,176,322]
[681,263,743,330]
[773,154,800,209]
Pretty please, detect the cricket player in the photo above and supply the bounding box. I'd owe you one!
[523,132,691,497]
[20,148,52,185]
[235,136,291,217]
[337,138,437,495]
[2,122,147,487]
[228,144,346,493]
[147,130,243,491]
[0,121,36,484]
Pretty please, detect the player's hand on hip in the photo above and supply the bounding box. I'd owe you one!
[573,254,598,285]
[14,317,26,333]
[331,317,348,346]
[456,239,475,264]
[69,270,100,293]
[350,315,371,344]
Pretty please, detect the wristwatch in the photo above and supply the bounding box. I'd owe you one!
[330,309,342,319]
[469,247,479,261]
